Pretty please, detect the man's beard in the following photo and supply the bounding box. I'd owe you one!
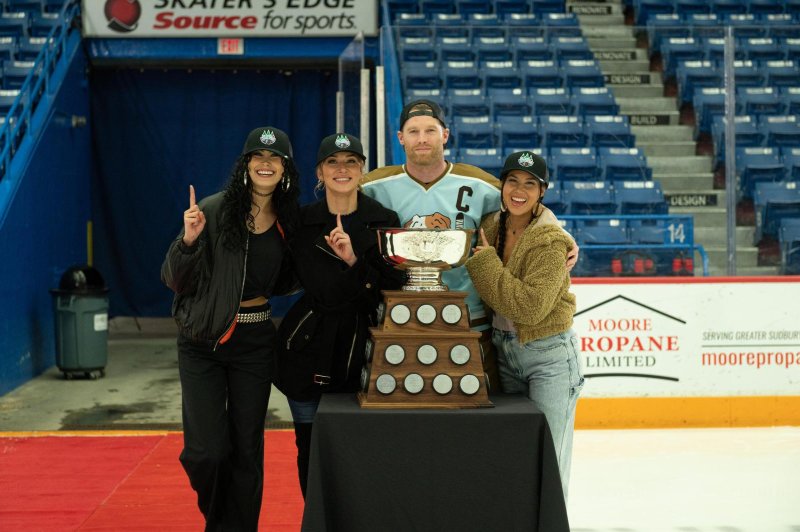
[406,144,443,167]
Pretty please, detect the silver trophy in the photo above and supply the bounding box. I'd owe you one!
[377,228,474,291]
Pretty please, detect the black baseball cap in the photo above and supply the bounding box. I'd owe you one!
[399,99,447,130]
[242,126,293,159]
[501,151,549,187]
[316,133,366,165]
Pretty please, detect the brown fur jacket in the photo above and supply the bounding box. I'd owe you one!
[465,207,576,344]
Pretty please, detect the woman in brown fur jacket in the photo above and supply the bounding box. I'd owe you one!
[465,150,584,501]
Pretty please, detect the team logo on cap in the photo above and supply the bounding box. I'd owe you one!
[334,134,351,149]
[260,130,277,146]
[518,152,534,167]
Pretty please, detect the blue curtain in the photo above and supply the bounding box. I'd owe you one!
[90,67,337,317]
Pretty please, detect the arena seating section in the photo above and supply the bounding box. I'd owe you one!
[384,0,800,274]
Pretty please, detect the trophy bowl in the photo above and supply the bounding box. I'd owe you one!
[377,228,474,291]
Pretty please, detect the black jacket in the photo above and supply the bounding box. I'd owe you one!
[276,192,406,401]
[161,191,292,347]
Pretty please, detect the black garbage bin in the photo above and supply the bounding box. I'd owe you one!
[50,265,109,379]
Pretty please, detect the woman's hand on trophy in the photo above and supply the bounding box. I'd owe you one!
[325,214,357,267]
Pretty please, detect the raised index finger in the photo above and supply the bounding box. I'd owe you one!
[189,185,196,208]
[336,213,343,230]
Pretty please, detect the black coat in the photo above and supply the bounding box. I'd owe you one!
[276,192,406,401]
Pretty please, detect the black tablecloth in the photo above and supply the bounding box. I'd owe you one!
[301,393,569,532]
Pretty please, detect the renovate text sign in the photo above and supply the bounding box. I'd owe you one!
[83,0,377,38]
[571,279,800,398]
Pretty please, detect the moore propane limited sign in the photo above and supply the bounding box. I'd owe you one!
[83,0,378,38]
[572,279,800,398]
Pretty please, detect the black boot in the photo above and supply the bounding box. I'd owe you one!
[294,422,313,498]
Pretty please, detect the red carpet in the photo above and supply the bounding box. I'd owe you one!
[0,431,304,531]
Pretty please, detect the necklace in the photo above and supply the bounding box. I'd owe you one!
[508,211,539,235]
[252,189,273,198]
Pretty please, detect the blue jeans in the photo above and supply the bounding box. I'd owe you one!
[492,328,584,500]
[288,398,320,424]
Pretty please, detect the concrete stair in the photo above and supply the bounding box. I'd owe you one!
[574,0,777,276]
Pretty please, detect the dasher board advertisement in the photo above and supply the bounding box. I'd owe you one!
[83,0,378,38]
[572,278,800,398]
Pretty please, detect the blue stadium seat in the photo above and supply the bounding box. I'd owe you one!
[431,13,468,39]
[402,62,441,90]
[0,36,16,62]
[388,0,418,17]
[0,88,21,114]
[490,89,531,117]
[448,92,490,118]
[692,87,726,137]
[552,37,594,62]
[585,115,635,147]
[635,0,675,26]
[400,38,437,62]
[395,14,431,39]
[753,181,800,243]
[481,61,521,90]
[661,37,705,78]
[442,61,480,90]
[748,0,785,16]
[647,14,689,54]
[404,89,445,106]
[475,37,513,63]
[5,0,42,16]
[724,14,765,38]
[574,218,629,245]
[2,60,35,90]
[520,60,562,88]
[456,0,491,15]
[469,13,506,40]
[616,181,668,215]
[710,0,748,17]
[629,218,669,245]
[420,0,455,18]
[562,60,604,88]
[504,13,541,38]
[451,116,496,149]
[16,36,46,61]
[530,88,572,115]
[764,60,800,87]
[541,13,582,38]
[539,115,586,147]
[514,37,553,63]
[676,61,722,104]
[459,148,504,177]
[783,86,800,114]
[711,115,762,169]
[437,37,474,62]
[687,14,724,38]
[30,12,59,37]
[531,0,566,16]
[740,37,785,62]
[762,116,800,147]
[765,14,797,39]
[736,147,785,199]
[495,115,539,150]
[733,60,765,88]
[571,87,619,116]
[42,0,65,12]
[599,147,653,181]
[0,13,29,38]
[779,218,800,274]
[783,146,800,180]
[543,185,568,215]
[550,147,598,182]
[565,182,617,214]
[675,0,709,18]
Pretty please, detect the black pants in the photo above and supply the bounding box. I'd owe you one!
[177,316,275,532]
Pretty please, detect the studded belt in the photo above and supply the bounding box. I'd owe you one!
[236,309,271,324]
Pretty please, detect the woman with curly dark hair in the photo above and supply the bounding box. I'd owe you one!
[161,126,299,531]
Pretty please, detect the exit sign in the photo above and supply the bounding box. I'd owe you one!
[218,38,244,55]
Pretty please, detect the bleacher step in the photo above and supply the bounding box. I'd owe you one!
[636,141,696,157]
[631,125,693,142]
[587,37,637,49]
[598,59,651,73]
[702,245,761,268]
[654,173,714,190]
[616,96,680,114]
[694,226,755,247]
[668,206,727,226]
[648,155,713,174]
[575,14,625,26]
[609,85,664,98]
[706,265,781,276]
[581,25,636,40]
[662,188,726,208]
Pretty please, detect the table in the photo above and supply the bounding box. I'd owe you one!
[301,393,570,532]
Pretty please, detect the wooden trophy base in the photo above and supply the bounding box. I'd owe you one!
[358,290,493,409]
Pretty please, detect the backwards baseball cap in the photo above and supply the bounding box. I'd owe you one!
[242,126,293,159]
[316,133,366,165]
[399,99,447,130]
[501,151,549,187]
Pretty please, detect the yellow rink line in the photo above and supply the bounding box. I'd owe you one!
[576,396,800,428]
